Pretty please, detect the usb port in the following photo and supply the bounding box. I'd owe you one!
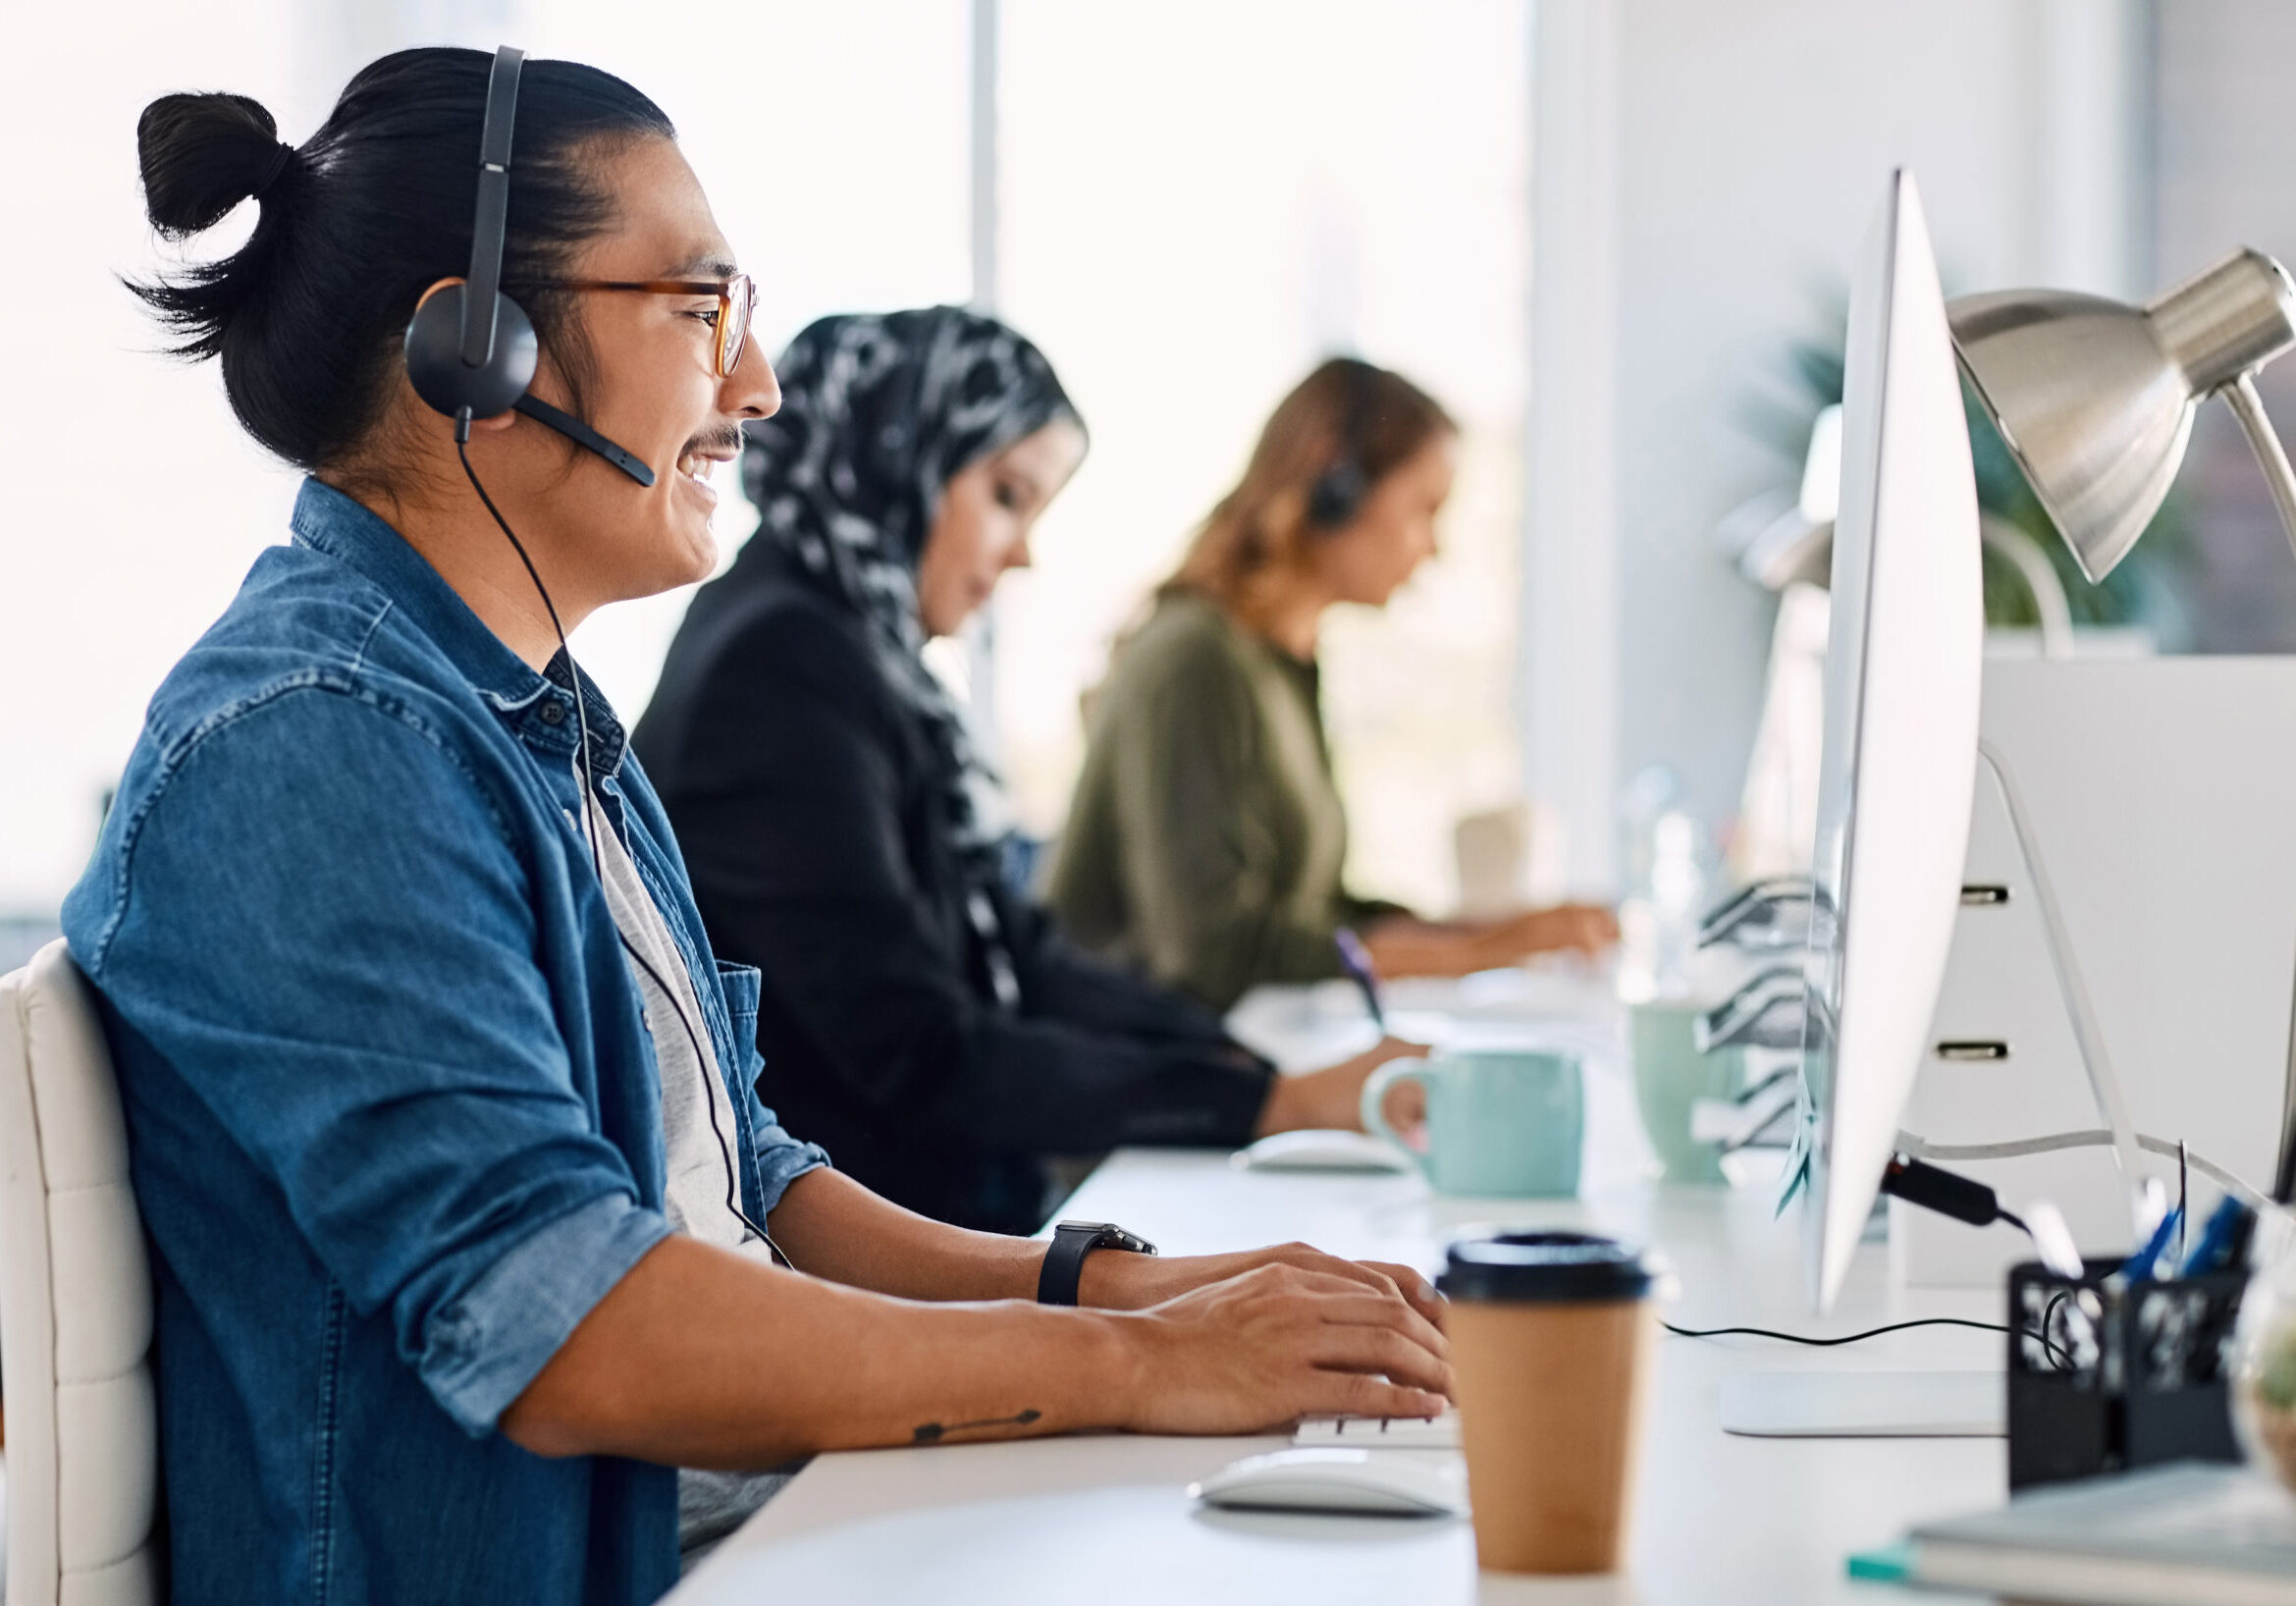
[1959,884,2010,905]
[1935,1041,2010,1061]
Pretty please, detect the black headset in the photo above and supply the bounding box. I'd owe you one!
[408,47,792,1267]
[401,45,656,488]
[1305,358,1382,530]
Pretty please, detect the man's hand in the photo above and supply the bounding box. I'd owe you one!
[1107,1258,1452,1433]
[1254,1036,1430,1137]
[1080,1239,1447,1336]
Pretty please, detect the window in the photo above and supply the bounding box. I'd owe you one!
[527,0,974,714]
[0,0,307,920]
[994,0,1532,909]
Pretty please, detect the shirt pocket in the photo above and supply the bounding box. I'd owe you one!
[715,961,766,1082]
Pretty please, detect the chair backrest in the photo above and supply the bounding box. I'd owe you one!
[0,939,159,1606]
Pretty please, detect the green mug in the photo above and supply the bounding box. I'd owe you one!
[1628,1000,1742,1185]
[1361,1048,1584,1198]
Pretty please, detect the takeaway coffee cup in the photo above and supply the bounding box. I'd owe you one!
[1437,1230,1662,1574]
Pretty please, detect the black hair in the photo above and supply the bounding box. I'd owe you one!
[131,47,675,473]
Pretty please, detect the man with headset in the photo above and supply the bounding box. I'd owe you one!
[71,45,1450,1605]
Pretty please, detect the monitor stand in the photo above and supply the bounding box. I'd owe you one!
[1719,1369,2003,1437]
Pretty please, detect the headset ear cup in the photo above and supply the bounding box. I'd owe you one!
[1308,459,1368,529]
[403,284,539,419]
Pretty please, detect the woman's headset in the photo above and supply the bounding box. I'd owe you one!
[1305,358,1382,530]
[400,45,656,487]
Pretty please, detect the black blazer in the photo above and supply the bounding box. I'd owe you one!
[632,547,1273,1234]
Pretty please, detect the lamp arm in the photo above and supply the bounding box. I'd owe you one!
[1975,738,2149,1215]
[2222,372,2296,567]
[2217,374,2296,1204]
[1979,513,2076,660]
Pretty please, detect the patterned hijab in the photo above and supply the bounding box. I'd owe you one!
[737,306,1082,1007]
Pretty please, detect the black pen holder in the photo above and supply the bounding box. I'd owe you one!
[2004,1257,2246,1491]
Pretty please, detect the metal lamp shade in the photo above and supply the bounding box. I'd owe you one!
[1949,249,2296,583]
[1948,291,2191,583]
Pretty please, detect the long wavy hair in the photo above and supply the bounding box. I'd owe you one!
[1164,357,1455,631]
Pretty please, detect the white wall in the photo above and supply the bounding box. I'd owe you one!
[0,2,542,918]
[0,1,313,915]
[2154,0,2296,650]
[1533,0,2147,880]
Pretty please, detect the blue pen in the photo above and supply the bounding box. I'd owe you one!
[2121,1204,2183,1283]
[2180,1195,2253,1277]
[1333,927,1386,1033]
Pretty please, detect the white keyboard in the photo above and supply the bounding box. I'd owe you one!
[1291,1410,1460,1449]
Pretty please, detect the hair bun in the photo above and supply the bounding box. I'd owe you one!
[137,91,287,238]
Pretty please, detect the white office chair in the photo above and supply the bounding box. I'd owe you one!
[0,940,159,1605]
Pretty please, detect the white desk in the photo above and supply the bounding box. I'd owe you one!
[1225,967,1629,1073]
[671,1150,2002,1604]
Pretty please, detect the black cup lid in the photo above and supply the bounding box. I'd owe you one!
[1436,1231,1656,1303]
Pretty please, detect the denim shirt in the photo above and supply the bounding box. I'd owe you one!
[61,479,828,1606]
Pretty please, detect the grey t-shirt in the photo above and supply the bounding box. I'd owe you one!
[586,792,757,1254]
[585,794,796,1559]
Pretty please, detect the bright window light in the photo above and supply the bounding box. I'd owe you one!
[996,0,1531,909]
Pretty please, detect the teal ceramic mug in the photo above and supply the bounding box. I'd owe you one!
[1628,1000,1742,1185]
[1360,1048,1584,1198]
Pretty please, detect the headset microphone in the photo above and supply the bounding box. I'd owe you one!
[401,46,657,488]
[511,394,655,485]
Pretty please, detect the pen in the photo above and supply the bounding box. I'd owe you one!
[2121,1204,2183,1284]
[2181,1195,2255,1278]
[1333,927,1386,1033]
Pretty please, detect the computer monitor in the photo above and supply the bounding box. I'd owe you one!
[1796,169,1985,1311]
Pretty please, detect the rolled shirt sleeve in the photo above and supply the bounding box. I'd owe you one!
[750,1116,829,1216]
[81,688,676,1434]
[418,1194,669,1432]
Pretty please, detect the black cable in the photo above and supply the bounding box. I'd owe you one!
[2040,1290,2074,1372]
[1998,1207,2029,1235]
[455,432,795,1271]
[1666,1316,2004,1346]
[1665,1316,2073,1371]
[2179,1141,2190,1268]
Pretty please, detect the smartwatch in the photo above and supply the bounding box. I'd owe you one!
[1036,1219,1158,1306]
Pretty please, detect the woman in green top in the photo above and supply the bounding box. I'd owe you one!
[1047,358,1616,1011]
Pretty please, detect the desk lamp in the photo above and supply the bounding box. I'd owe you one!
[1949,248,2296,581]
[1949,250,2296,1227]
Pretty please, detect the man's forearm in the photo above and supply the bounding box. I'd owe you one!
[770,1168,1218,1311]
[502,1196,1456,1468]
[502,1233,1130,1468]
[766,1167,1049,1301]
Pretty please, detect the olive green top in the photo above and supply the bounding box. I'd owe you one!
[1045,591,1399,1011]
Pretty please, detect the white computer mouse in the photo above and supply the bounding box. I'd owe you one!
[1189,1449,1467,1517]
[1233,1130,1414,1174]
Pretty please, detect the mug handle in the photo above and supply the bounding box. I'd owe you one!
[1361,1057,1434,1177]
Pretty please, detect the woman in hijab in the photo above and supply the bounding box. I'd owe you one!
[635,309,1416,1235]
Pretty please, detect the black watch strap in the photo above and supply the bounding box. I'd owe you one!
[1036,1219,1157,1307]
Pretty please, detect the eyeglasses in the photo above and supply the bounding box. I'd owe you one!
[537,274,757,379]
